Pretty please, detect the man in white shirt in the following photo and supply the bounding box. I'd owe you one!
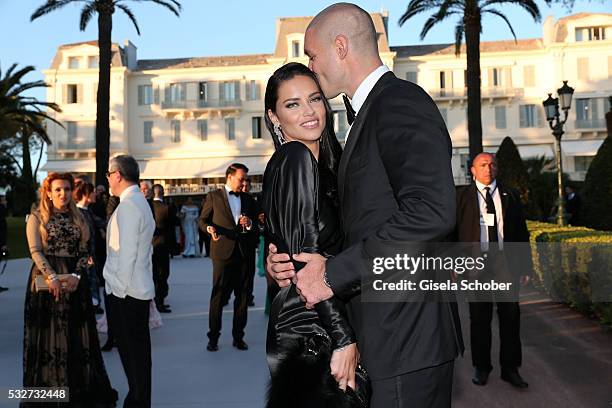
[104,154,155,408]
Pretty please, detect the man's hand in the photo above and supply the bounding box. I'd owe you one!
[206,226,220,241]
[239,215,252,229]
[266,243,294,287]
[293,252,333,308]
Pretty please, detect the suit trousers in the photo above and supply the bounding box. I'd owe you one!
[109,294,151,408]
[469,301,522,371]
[152,245,170,305]
[208,245,249,342]
[370,360,454,408]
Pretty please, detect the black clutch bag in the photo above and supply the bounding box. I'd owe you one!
[266,333,371,408]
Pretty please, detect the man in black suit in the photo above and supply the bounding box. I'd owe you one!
[455,152,531,389]
[151,184,175,313]
[241,178,260,307]
[268,4,462,407]
[199,163,257,352]
[565,185,581,224]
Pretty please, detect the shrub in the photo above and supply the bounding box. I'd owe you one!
[579,136,612,231]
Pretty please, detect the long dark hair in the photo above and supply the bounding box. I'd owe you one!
[264,63,343,182]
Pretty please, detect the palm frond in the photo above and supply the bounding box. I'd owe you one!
[454,21,465,56]
[79,2,97,30]
[116,4,141,34]
[420,10,459,40]
[399,0,447,26]
[482,0,541,22]
[483,9,517,41]
[31,0,87,21]
[124,0,181,17]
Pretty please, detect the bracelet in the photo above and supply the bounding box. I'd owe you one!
[47,273,58,282]
[71,273,81,280]
[323,269,332,289]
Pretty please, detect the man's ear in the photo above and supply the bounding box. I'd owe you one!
[335,35,349,60]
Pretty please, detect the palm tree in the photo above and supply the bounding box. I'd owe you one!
[31,0,181,187]
[0,63,62,142]
[399,0,541,161]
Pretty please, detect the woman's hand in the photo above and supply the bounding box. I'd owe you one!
[48,278,61,301]
[61,275,80,293]
[330,343,358,392]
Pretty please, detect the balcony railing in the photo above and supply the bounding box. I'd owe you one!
[56,140,96,150]
[161,99,243,110]
[429,87,524,100]
[575,118,606,129]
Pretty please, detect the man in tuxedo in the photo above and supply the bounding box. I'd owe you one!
[268,4,462,407]
[241,178,260,307]
[199,163,257,352]
[104,155,156,407]
[456,152,531,388]
[151,184,175,313]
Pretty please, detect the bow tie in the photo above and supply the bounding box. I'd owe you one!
[342,94,356,126]
[228,191,240,197]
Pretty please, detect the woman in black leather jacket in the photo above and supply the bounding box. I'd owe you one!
[262,63,369,408]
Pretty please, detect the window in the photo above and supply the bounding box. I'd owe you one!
[220,81,240,102]
[88,56,99,69]
[68,57,79,69]
[576,98,597,121]
[67,122,77,143]
[144,121,153,144]
[252,117,262,139]
[439,71,448,89]
[523,66,535,87]
[138,85,153,105]
[171,120,181,143]
[66,84,78,104]
[198,82,208,101]
[292,40,301,58]
[246,80,260,101]
[495,106,507,129]
[577,57,589,80]
[406,71,418,83]
[574,156,594,172]
[492,68,501,87]
[225,118,235,140]
[198,119,208,141]
[575,26,608,42]
[519,104,538,128]
[166,83,186,102]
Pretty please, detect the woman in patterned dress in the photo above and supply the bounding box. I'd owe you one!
[22,172,117,407]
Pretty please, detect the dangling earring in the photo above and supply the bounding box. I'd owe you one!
[274,124,286,144]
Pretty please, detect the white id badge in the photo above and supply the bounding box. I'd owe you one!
[483,213,495,227]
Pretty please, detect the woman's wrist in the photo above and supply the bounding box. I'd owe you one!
[70,273,81,280]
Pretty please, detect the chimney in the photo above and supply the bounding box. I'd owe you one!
[124,39,137,70]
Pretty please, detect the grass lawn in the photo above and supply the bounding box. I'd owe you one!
[7,216,29,259]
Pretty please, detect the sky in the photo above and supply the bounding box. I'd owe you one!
[0,0,609,174]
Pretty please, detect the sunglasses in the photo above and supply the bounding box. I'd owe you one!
[106,170,120,178]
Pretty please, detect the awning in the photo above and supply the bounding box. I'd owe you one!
[561,140,604,156]
[517,144,554,158]
[139,155,272,179]
[41,159,96,173]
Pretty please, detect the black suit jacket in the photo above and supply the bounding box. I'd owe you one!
[198,188,258,261]
[326,71,463,380]
[152,200,176,249]
[455,182,532,278]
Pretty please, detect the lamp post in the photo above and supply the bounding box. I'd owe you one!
[542,80,574,226]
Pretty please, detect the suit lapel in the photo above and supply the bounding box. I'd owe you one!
[338,72,396,204]
[467,184,480,239]
[499,183,509,224]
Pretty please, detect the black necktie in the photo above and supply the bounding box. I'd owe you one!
[229,191,240,197]
[484,187,498,243]
[342,94,356,126]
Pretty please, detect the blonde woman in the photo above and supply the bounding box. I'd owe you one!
[23,172,117,407]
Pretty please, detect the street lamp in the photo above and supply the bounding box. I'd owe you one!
[542,80,574,226]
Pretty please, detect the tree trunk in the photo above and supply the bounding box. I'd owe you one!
[21,129,33,183]
[464,2,483,163]
[95,7,113,188]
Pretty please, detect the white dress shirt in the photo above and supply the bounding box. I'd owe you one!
[475,179,504,249]
[346,65,391,141]
[103,184,156,300]
[225,185,241,225]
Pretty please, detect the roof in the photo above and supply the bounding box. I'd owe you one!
[136,54,272,70]
[391,38,543,58]
[50,40,126,68]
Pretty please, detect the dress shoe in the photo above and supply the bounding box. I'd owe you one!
[232,339,248,351]
[472,368,490,386]
[0,286,8,293]
[95,305,104,315]
[501,369,528,388]
[206,342,219,352]
[157,305,172,313]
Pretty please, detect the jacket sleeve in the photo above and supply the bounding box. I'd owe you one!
[327,90,457,299]
[198,193,213,233]
[26,212,54,276]
[273,142,356,348]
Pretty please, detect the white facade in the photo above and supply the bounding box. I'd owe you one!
[42,12,612,193]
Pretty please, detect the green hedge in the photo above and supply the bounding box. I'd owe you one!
[527,221,612,329]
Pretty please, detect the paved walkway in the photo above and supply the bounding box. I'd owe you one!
[0,256,610,407]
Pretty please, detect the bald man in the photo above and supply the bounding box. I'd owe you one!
[455,153,531,389]
[268,3,463,407]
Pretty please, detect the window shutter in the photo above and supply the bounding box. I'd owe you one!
[519,106,526,128]
[245,81,252,101]
[234,81,241,100]
[219,82,225,101]
[77,84,83,104]
[153,86,160,104]
[255,82,261,100]
[495,106,506,129]
[164,85,171,103]
[180,83,187,101]
[138,85,144,105]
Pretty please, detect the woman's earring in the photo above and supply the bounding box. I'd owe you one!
[274,124,286,144]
